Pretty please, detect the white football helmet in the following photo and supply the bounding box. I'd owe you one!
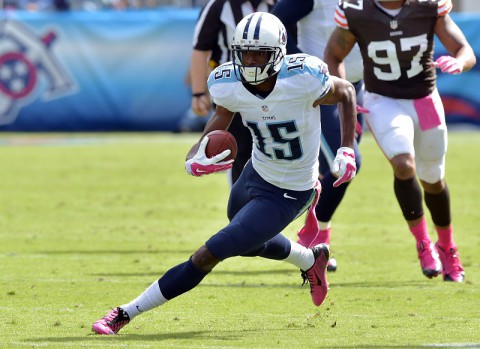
[231,12,287,85]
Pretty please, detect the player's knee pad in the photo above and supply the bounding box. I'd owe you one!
[417,164,444,184]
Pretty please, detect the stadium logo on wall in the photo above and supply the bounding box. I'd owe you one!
[0,20,77,125]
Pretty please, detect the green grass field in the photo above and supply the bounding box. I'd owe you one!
[0,132,479,348]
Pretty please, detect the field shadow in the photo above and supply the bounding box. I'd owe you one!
[26,331,468,348]
[30,328,320,344]
[28,330,241,343]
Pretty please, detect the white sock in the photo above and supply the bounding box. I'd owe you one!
[120,281,167,320]
[283,239,315,271]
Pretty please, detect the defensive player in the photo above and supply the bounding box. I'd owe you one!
[324,0,476,281]
[92,12,358,334]
[272,0,366,272]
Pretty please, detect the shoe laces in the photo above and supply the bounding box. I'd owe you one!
[300,269,314,287]
[442,247,464,272]
[105,308,130,332]
[417,241,436,261]
[102,308,118,322]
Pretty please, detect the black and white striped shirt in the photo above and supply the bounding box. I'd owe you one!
[192,0,276,66]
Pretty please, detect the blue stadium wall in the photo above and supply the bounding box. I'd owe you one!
[0,10,479,132]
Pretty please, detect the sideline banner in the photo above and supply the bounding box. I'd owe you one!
[0,9,197,131]
[0,10,478,131]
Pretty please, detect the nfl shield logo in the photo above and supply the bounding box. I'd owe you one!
[262,105,269,113]
[390,20,398,30]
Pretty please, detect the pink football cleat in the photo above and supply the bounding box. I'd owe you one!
[436,243,465,282]
[417,241,442,278]
[304,228,337,273]
[92,307,130,335]
[301,243,330,306]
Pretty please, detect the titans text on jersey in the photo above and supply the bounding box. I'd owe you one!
[208,54,331,191]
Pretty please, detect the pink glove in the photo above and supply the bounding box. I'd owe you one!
[332,147,356,187]
[433,56,463,75]
[185,136,234,176]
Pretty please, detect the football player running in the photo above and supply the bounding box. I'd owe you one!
[324,0,476,282]
[92,12,357,335]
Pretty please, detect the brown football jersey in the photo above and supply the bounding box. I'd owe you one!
[336,0,451,99]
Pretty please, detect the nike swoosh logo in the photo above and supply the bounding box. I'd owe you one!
[283,193,297,200]
[195,169,208,173]
[136,305,142,312]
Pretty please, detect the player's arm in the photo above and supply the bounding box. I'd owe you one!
[190,2,223,116]
[314,76,357,186]
[186,105,235,159]
[190,49,213,116]
[314,76,356,149]
[199,106,235,140]
[185,105,235,176]
[434,15,476,74]
[323,27,357,80]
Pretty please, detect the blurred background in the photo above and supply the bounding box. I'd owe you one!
[0,0,478,132]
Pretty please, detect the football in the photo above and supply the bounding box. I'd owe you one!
[205,130,238,161]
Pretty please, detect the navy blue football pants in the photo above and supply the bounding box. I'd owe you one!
[206,161,316,261]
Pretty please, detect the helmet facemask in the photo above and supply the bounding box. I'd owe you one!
[230,12,287,85]
[232,46,284,85]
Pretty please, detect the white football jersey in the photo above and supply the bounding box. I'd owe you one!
[297,0,363,83]
[208,54,331,191]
